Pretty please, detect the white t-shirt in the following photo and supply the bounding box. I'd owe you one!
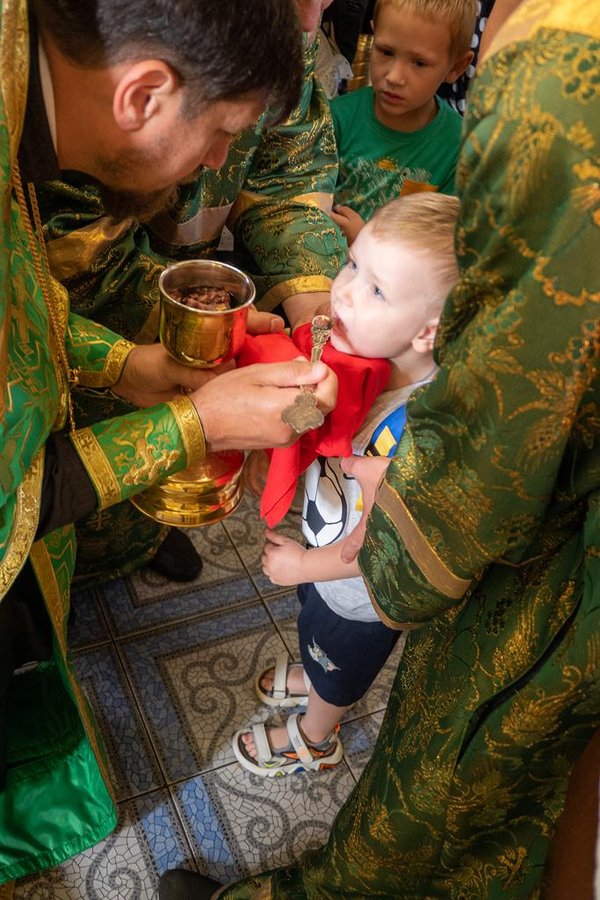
[301,378,431,622]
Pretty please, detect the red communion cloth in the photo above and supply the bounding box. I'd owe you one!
[237,323,390,526]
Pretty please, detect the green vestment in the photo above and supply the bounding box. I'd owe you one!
[220,2,600,898]
[35,34,346,582]
[0,0,206,881]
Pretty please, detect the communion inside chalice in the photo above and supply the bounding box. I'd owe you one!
[131,259,256,528]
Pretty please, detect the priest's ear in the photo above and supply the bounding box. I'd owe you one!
[112,59,181,132]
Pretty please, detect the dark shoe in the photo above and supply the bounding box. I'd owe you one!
[148,529,203,582]
[158,869,221,900]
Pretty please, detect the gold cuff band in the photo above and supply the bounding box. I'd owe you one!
[168,395,206,464]
[258,276,333,313]
[376,481,472,599]
[76,339,136,389]
[70,428,121,509]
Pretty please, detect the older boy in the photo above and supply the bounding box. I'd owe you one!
[234,193,461,775]
[331,0,476,243]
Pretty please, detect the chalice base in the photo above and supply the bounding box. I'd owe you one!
[131,450,245,527]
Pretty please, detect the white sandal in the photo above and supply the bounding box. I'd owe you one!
[232,713,343,778]
[254,650,311,708]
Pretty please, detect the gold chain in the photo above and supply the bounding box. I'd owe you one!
[12,163,79,431]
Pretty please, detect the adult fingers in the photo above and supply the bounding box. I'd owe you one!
[247,306,285,335]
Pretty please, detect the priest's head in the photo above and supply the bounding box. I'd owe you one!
[33,0,304,219]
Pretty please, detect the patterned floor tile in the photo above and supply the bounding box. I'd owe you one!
[119,603,296,782]
[173,760,357,882]
[15,790,196,900]
[100,524,257,637]
[341,711,385,780]
[68,587,110,650]
[74,645,163,802]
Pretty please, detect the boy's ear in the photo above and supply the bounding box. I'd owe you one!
[444,50,474,85]
[413,316,440,353]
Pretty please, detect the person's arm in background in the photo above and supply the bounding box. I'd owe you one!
[478,0,523,61]
[227,34,346,329]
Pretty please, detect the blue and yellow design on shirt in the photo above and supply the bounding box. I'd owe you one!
[366,405,407,459]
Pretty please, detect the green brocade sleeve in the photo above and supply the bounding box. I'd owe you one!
[66,312,135,388]
[69,396,205,509]
[358,44,600,627]
[228,37,347,311]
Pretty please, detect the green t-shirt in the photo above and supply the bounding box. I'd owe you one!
[331,87,463,221]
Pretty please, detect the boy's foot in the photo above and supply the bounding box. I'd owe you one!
[233,713,343,777]
[241,713,331,761]
[254,651,311,708]
[260,663,306,696]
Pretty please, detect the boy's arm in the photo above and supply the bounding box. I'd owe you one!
[262,529,360,586]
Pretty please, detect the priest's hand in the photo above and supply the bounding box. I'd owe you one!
[112,343,213,407]
[190,359,338,452]
[339,455,391,563]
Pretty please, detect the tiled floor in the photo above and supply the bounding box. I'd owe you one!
[16,494,403,900]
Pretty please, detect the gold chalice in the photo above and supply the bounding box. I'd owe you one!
[131,259,256,527]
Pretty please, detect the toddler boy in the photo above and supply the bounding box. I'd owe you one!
[234,192,461,775]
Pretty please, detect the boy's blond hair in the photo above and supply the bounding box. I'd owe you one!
[373,0,478,59]
[370,192,460,310]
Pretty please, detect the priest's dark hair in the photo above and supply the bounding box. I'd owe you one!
[33,0,304,123]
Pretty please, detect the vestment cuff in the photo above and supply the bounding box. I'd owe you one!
[69,398,204,510]
[258,276,333,313]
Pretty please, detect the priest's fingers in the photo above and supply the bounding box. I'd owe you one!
[247,306,285,335]
[189,360,337,452]
[340,456,391,563]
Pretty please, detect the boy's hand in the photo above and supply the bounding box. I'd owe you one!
[262,528,306,585]
[243,449,270,496]
[331,205,365,246]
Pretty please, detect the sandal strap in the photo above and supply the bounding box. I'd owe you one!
[272,650,289,700]
[286,713,314,765]
[251,722,274,765]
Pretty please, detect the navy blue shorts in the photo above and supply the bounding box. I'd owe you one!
[297,582,401,708]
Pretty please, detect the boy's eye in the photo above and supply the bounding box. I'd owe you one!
[413,59,427,68]
[348,259,358,272]
[372,284,385,300]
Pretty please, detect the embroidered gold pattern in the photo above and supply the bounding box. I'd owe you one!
[168,395,206,464]
[70,428,122,508]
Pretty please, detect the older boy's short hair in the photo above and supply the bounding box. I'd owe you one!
[371,192,460,310]
[373,0,478,59]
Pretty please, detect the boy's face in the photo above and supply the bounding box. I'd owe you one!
[370,6,466,130]
[330,223,437,364]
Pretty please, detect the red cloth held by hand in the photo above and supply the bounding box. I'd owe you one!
[237,324,390,525]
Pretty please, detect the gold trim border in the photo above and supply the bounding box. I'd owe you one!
[168,395,206,464]
[70,428,121,509]
[29,539,116,805]
[77,339,136,389]
[258,275,333,313]
[0,450,43,595]
[376,481,472,600]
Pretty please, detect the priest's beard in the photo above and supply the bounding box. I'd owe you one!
[93,144,206,222]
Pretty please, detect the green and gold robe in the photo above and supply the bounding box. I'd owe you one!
[0,0,205,882]
[35,34,346,582]
[220,2,600,898]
